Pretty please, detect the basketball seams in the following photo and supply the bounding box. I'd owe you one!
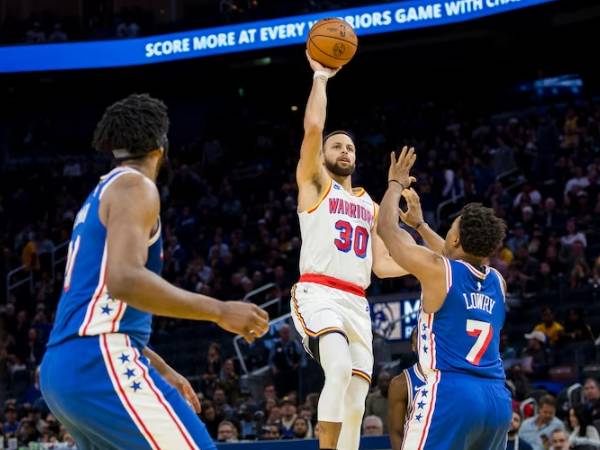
[308,38,355,62]
[309,34,358,47]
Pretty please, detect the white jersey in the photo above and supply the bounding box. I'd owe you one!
[298,178,376,289]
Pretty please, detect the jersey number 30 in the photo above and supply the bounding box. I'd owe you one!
[334,220,369,258]
[466,319,493,365]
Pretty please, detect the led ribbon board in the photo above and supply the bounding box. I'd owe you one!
[0,0,555,73]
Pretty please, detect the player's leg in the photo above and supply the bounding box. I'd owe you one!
[337,375,369,450]
[41,334,215,450]
[402,371,470,450]
[338,309,373,450]
[316,331,353,449]
[291,283,352,449]
[469,382,511,450]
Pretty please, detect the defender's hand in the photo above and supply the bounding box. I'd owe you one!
[388,146,417,189]
[399,188,425,229]
[217,301,270,343]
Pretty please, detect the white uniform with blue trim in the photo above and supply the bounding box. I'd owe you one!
[41,167,215,450]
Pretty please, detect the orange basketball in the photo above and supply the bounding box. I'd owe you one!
[307,18,358,69]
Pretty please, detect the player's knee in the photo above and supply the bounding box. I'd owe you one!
[345,388,367,419]
[323,358,352,387]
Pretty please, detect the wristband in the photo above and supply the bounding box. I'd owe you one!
[388,179,406,190]
[313,70,332,80]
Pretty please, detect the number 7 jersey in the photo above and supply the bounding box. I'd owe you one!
[298,178,376,290]
[418,258,506,380]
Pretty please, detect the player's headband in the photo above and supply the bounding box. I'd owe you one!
[112,134,169,161]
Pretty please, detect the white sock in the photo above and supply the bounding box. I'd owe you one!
[317,332,353,423]
[337,375,369,450]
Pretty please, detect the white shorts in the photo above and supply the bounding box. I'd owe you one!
[290,279,373,384]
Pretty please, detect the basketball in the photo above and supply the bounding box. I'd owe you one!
[307,18,358,69]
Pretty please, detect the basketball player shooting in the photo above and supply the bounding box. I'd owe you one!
[40,94,269,450]
[378,148,512,450]
[292,53,411,450]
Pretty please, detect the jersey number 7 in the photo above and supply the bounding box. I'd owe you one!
[466,319,493,365]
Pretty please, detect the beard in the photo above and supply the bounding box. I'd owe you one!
[325,159,355,177]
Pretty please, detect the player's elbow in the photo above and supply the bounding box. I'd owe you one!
[106,266,139,302]
[303,119,324,135]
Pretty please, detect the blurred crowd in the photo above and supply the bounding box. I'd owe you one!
[1,84,600,447]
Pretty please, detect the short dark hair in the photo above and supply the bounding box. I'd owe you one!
[539,394,556,409]
[323,130,355,146]
[459,203,507,258]
[92,93,169,158]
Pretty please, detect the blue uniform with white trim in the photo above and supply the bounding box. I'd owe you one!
[402,258,512,450]
[41,167,216,450]
[404,364,426,417]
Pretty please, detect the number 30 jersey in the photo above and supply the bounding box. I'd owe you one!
[418,258,506,380]
[298,178,376,290]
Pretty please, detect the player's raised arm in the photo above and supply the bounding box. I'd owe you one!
[399,188,445,254]
[102,173,269,343]
[388,374,409,450]
[296,53,339,209]
[377,147,448,312]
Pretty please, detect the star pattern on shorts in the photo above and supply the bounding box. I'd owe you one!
[131,381,142,392]
[101,305,113,315]
[119,353,130,364]
[124,368,135,379]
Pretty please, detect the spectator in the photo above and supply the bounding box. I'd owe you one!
[260,424,281,440]
[519,395,565,450]
[561,219,587,248]
[291,417,310,439]
[48,23,68,42]
[583,378,600,422]
[268,324,302,397]
[567,405,600,448]
[200,400,221,438]
[365,371,391,432]
[550,429,571,450]
[213,388,234,419]
[507,411,534,450]
[3,404,20,435]
[218,358,240,405]
[201,342,222,395]
[534,307,564,345]
[278,397,297,439]
[562,308,595,344]
[362,415,384,436]
[217,420,239,443]
[522,331,550,379]
[298,406,314,438]
[25,22,46,43]
[237,403,259,440]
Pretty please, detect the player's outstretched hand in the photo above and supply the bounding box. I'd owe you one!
[163,367,202,413]
[306,50,340,79]
[399,188,424,229]
[217,301,270,343]
[388,146,417,189]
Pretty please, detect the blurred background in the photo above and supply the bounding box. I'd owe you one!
[0,0,600,448]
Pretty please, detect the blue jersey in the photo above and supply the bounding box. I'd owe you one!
[48,167,163,349]
[404,363,426,413]
[418,258,506,380]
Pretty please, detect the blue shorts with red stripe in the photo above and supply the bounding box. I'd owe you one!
[402,371,511,450]
[40,334,215,450]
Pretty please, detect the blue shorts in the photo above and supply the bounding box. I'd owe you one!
[402,371,511,450]
[40,334,216,450]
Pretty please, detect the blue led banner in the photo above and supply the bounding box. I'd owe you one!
[0,0,555,73]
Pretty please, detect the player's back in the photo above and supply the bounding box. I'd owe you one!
[298,178,375,289]
[48,167,162,349]
[418,258,505,380]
